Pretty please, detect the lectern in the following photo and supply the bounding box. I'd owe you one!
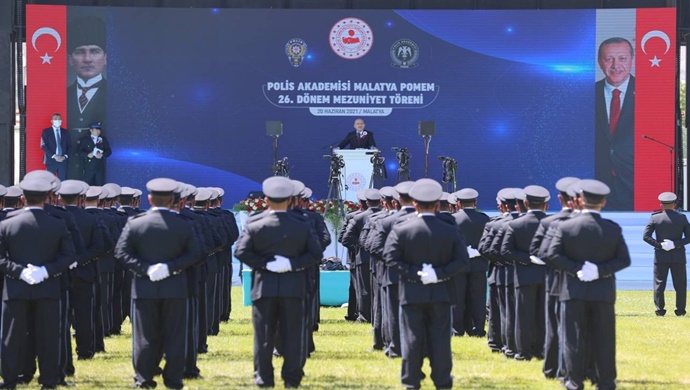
[333,149,375,202]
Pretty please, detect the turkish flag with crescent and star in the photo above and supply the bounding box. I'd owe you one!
[634,8,676,211]
[26,5,67,172]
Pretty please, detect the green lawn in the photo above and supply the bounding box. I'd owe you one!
[59,289,690,389]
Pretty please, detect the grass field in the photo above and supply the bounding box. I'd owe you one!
[56,289,689,389]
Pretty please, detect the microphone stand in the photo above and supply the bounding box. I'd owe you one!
[642,135,675,191]
[422,135,431,178]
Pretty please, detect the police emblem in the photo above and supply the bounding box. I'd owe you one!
[347,172,366,191]
[329,17,374,60]
[390,39,419,68]
[285,38,308,67]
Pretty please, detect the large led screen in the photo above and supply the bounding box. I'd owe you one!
[26,6,676,210]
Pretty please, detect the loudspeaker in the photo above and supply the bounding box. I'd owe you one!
[247,191,265,199]
[418,121,436,136]
[266,121,283,136]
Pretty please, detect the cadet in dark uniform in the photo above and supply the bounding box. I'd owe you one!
[57,180,105,361]
[367,181,416,359]
[487,188,522,358]
[500,185,550,361]
[383,179,469,390]
[529,177,579,379]
[0,177,76,390]
[478,189,511,353]
[342,188,383,323]
[340,189,368,321]
[451,188,490,337]
[115,178,201,389]
[643,192,690,317]
[234,177,322,388]
[545,179,631,390]
[77,122,112,186]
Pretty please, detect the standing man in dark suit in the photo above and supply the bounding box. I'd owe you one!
[41,113,71,179]
[0,177,75,390]
[451,188,490,337]
[545,179,631,390]
[115,178,201,390]
[336,118,377,150]
[234,176,322,388]
[78,122,112,185]
[383,179,469,390]
[595,37,635,210]
[643,192,690,317]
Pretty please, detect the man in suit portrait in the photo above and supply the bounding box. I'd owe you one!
[337,118,377,150]
[41,113,71,179]
[67,15,107,129]
[78,122,112,185]
[67,15,107,180]
[594,37,635,210]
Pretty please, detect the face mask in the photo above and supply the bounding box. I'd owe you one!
[52,120,62,127]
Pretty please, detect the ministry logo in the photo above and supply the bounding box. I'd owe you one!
[390,39,419,68]
[330,17,374,60]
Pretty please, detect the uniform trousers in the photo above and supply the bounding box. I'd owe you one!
[653,262,687,314]
[184,295,200,376]
[355,262,372,322]
[515,283,545,358]
[347,268,358,319]
[371,268,384,349]
[252,297,306,387]
[384,284,401,357]
[131,298,187,389]
[400,302,453,389]
[561,300,616,390]
[70,277,95,358]
[2,299,61,387]
[206,271,219,335]
[486,282,503,351]
[543,293,562,379]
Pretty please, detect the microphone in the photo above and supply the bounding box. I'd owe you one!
[642,135,648,139]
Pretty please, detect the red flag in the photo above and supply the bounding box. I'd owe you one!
[26,5,67,172]
[634,8,676,210]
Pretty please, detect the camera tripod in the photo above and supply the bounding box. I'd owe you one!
[325,154,346,259]
[370,151,387,188]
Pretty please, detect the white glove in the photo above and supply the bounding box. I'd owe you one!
[467,246,481,258]
[147,263,170,282]
[417,263,439,285]
[20,267,36,285]
[266,256,292,273]
[29,265,49,284]
[69,261,78,270]
[661,239,675,251]
[274,255,292,273]
[530,255,546,266]
[577,261,599,282]
[266,259,282,273]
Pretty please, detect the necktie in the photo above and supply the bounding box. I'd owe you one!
[78,82,100,111]
[609,89,621,136]
[55,129,62,156]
